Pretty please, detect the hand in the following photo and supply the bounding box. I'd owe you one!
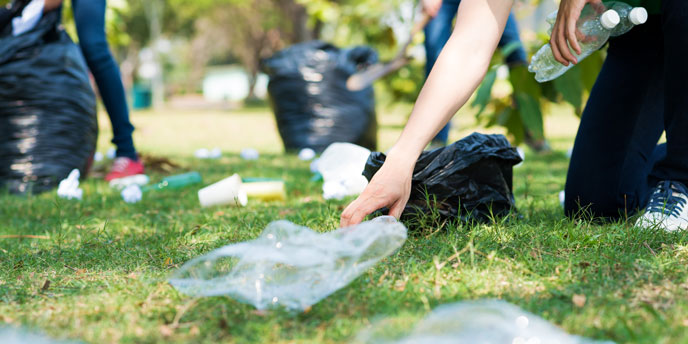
[422,0,443,18]
[340,152,415,227]
[550,0,603,66]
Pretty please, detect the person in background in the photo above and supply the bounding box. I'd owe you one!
[422,0,527,147]
[44,0,144,181]
[340,0,688,233]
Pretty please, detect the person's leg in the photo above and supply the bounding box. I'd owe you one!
[649,0,688,186]
[424,0,460,145]
[564,18,664,219]
[497,12,528,65]
[72,0,137,160]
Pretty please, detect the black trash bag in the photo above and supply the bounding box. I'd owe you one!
[0,9,97,194]
[261,40,377,153]
[363,133,522,223]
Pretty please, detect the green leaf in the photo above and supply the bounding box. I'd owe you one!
[514,93,544,140]
[472,68,498,118]
[553,65,583,113]
[505,107,525,146]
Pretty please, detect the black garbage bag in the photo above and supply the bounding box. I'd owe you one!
[261,40,377,153]
[363,133,523,223]
[0,9,97,194]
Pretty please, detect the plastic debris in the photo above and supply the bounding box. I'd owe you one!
[143,172,202,192]
[515,147,525,168]
[169,216,407,311]
[195,147,222,159]
[241,180,286,202]
[298,148,316,161]
[559,190,566,208]
[106,148,116,160]
[262,41,378,152]
[56,169,83,200]
[11,0,44,36]
[109,174,149,190]
[198,174,247,207]
[121,184,143,204]
[0,327,80,344]
[240,148,259,161]
[356,299,614,344]
[93,152,104,162]
[364,133,522,223]
[310,158,320,173]
[318,142,371,200]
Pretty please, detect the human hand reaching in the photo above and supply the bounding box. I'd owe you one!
[340,152,415,227]
[550,0,604,66]
[422,0,443,18]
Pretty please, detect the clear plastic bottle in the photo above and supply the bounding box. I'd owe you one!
[529,5,620,83]
[604,1,648,37]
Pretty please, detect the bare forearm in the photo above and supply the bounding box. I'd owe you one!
[388,0,513,161]
[44,0,63,12]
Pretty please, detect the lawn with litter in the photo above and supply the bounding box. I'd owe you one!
[1,107,687,343]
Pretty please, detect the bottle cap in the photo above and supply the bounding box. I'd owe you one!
[629,7,648,25]
[600,10,620,30]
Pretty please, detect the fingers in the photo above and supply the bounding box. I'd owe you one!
[550,22,568,66]
[589,0,605,13]
[558,17,578,64]
[340,193,388,227]
[388,196,410,220]
[567,18,581,57]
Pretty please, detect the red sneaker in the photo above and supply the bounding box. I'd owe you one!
[105,157,145,182]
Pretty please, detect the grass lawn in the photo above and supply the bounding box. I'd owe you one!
[1,105,687,343]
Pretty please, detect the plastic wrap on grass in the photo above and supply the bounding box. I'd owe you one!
[356,300,614,344]
[0,327,80,344]
[169,216,407,311]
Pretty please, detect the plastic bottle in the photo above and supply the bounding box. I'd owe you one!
[143,172,202,192]
[604,1,648,37]
[529,5,620,83]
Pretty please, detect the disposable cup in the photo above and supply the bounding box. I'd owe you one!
[240,181,286,202]
[198,174,248,207]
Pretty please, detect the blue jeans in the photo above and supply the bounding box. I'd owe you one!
[425,0,527,144]
[565,1,688,218]
[72,0,137,159]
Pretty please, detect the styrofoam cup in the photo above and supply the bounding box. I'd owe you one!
[198,174,248,207]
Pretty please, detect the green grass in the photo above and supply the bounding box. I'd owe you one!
[1,106,687,343]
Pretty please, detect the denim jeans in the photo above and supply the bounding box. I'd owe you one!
[424,0,527,144]
[565,0,688,218]
[72,0,137,159]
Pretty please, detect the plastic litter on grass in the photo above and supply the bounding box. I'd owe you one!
[317,142,371,200]
[56,169,82,200]
[356,299,614,344]
[169,216,407,311]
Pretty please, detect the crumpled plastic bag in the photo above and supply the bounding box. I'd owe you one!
[169,216,407,311]
[363,133,522,223]
[0,327,80,344]
[56,169,82,200]
[121,184,142,204]
[318,142,371,200]
[356,299,614,344]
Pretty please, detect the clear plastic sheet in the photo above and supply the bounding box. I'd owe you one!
[169,216,407,311]
[357,300,615,344]
[261,40,378,153]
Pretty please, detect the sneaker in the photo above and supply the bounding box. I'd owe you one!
[105,157,145,182]
[635,181,688,232]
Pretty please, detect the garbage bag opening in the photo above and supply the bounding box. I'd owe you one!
[261,40,378,153]
[363,133,522,225]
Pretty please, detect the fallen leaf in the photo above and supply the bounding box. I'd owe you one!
[189,326,200,336]
[573,294,586,308]
[394,279,407,292]
[41,279,51,291]
[164,257,173,266]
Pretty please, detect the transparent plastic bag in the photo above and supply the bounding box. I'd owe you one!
[356,299,614,344]
[317,142,371,200]
[169,216,407,311]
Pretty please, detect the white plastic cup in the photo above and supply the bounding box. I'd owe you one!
[198,174,248,207]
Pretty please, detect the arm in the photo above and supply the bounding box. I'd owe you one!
[44,0,63,12]
[340,0,514,227]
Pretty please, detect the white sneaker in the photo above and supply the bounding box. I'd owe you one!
[636,181,688,232]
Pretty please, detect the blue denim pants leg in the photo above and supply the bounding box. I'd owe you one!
[424,0,527,145]
[72,0,137,159]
